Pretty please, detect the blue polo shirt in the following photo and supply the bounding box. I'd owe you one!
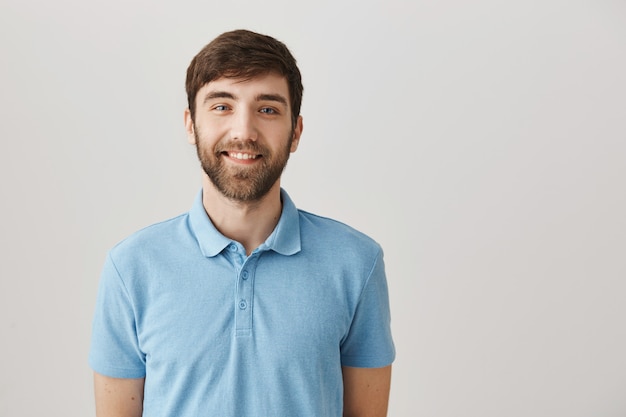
[89,189,395,417]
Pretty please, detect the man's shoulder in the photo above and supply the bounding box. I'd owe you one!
[109,212,191,259]
[297,209,382,255]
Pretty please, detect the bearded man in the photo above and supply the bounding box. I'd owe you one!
[89,29,395,417]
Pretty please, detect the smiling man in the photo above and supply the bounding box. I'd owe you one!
[89,29,395,417]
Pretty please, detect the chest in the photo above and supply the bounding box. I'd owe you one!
[133,254,358,368]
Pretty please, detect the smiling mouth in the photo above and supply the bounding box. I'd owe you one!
[223,151,261,160]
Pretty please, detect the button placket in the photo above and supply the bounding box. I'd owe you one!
[235,256,256,336]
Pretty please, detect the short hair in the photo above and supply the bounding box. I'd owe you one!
[186,29,303,127]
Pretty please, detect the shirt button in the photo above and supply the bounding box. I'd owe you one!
[238,300,247,310]
[229,244,237,252]
[242,270,249,280]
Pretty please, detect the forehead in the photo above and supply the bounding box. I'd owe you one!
[196,73,290,103]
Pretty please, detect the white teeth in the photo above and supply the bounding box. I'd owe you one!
[229,152,257,160]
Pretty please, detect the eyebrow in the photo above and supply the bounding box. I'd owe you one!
[202,91,288,106]
[203,91,236,104]
[255,94,288,106]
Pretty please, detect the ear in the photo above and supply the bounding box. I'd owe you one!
[184,108,196,145]
[290,115,303,153]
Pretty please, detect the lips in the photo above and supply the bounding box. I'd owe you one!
[226,151,259,160]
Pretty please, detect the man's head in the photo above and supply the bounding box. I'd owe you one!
[184,30,304,203]
[186,29,303,128]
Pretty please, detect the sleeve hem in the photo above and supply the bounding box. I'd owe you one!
[89,360,146,379]
[341,351,396,369]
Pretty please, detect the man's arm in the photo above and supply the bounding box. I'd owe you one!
[342,365,392,417]
[94,372,145,417]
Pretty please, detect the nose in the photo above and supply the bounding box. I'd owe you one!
[230,109,258,141]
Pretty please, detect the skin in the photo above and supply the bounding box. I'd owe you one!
[342,365,392,417]
[185,73,302,255]
[94,374,144,417]
[94,73,391,417]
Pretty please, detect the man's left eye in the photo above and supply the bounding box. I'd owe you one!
[260,108,277,114]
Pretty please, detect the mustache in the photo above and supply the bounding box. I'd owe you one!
[192,129,268,156]
[215,140,267,156]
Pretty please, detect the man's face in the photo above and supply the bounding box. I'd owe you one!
[185,73,303,202]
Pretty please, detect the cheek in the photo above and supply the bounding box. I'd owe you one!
[195,122,225,144]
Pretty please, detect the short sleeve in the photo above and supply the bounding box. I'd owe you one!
[340,249,396,368]
[88,252,146,378]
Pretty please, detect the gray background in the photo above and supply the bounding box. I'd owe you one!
[1,0,625,416]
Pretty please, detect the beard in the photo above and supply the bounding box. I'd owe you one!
[194,129,294,202]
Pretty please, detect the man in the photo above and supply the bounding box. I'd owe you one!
[89,29,395,417]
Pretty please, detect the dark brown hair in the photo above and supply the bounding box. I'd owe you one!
[186,29,303,127]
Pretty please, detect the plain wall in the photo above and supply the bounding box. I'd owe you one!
[1,0,625,416]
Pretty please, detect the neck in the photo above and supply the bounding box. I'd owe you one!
[200,175,283,256]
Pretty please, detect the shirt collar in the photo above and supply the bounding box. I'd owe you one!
[188,188,301,258]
